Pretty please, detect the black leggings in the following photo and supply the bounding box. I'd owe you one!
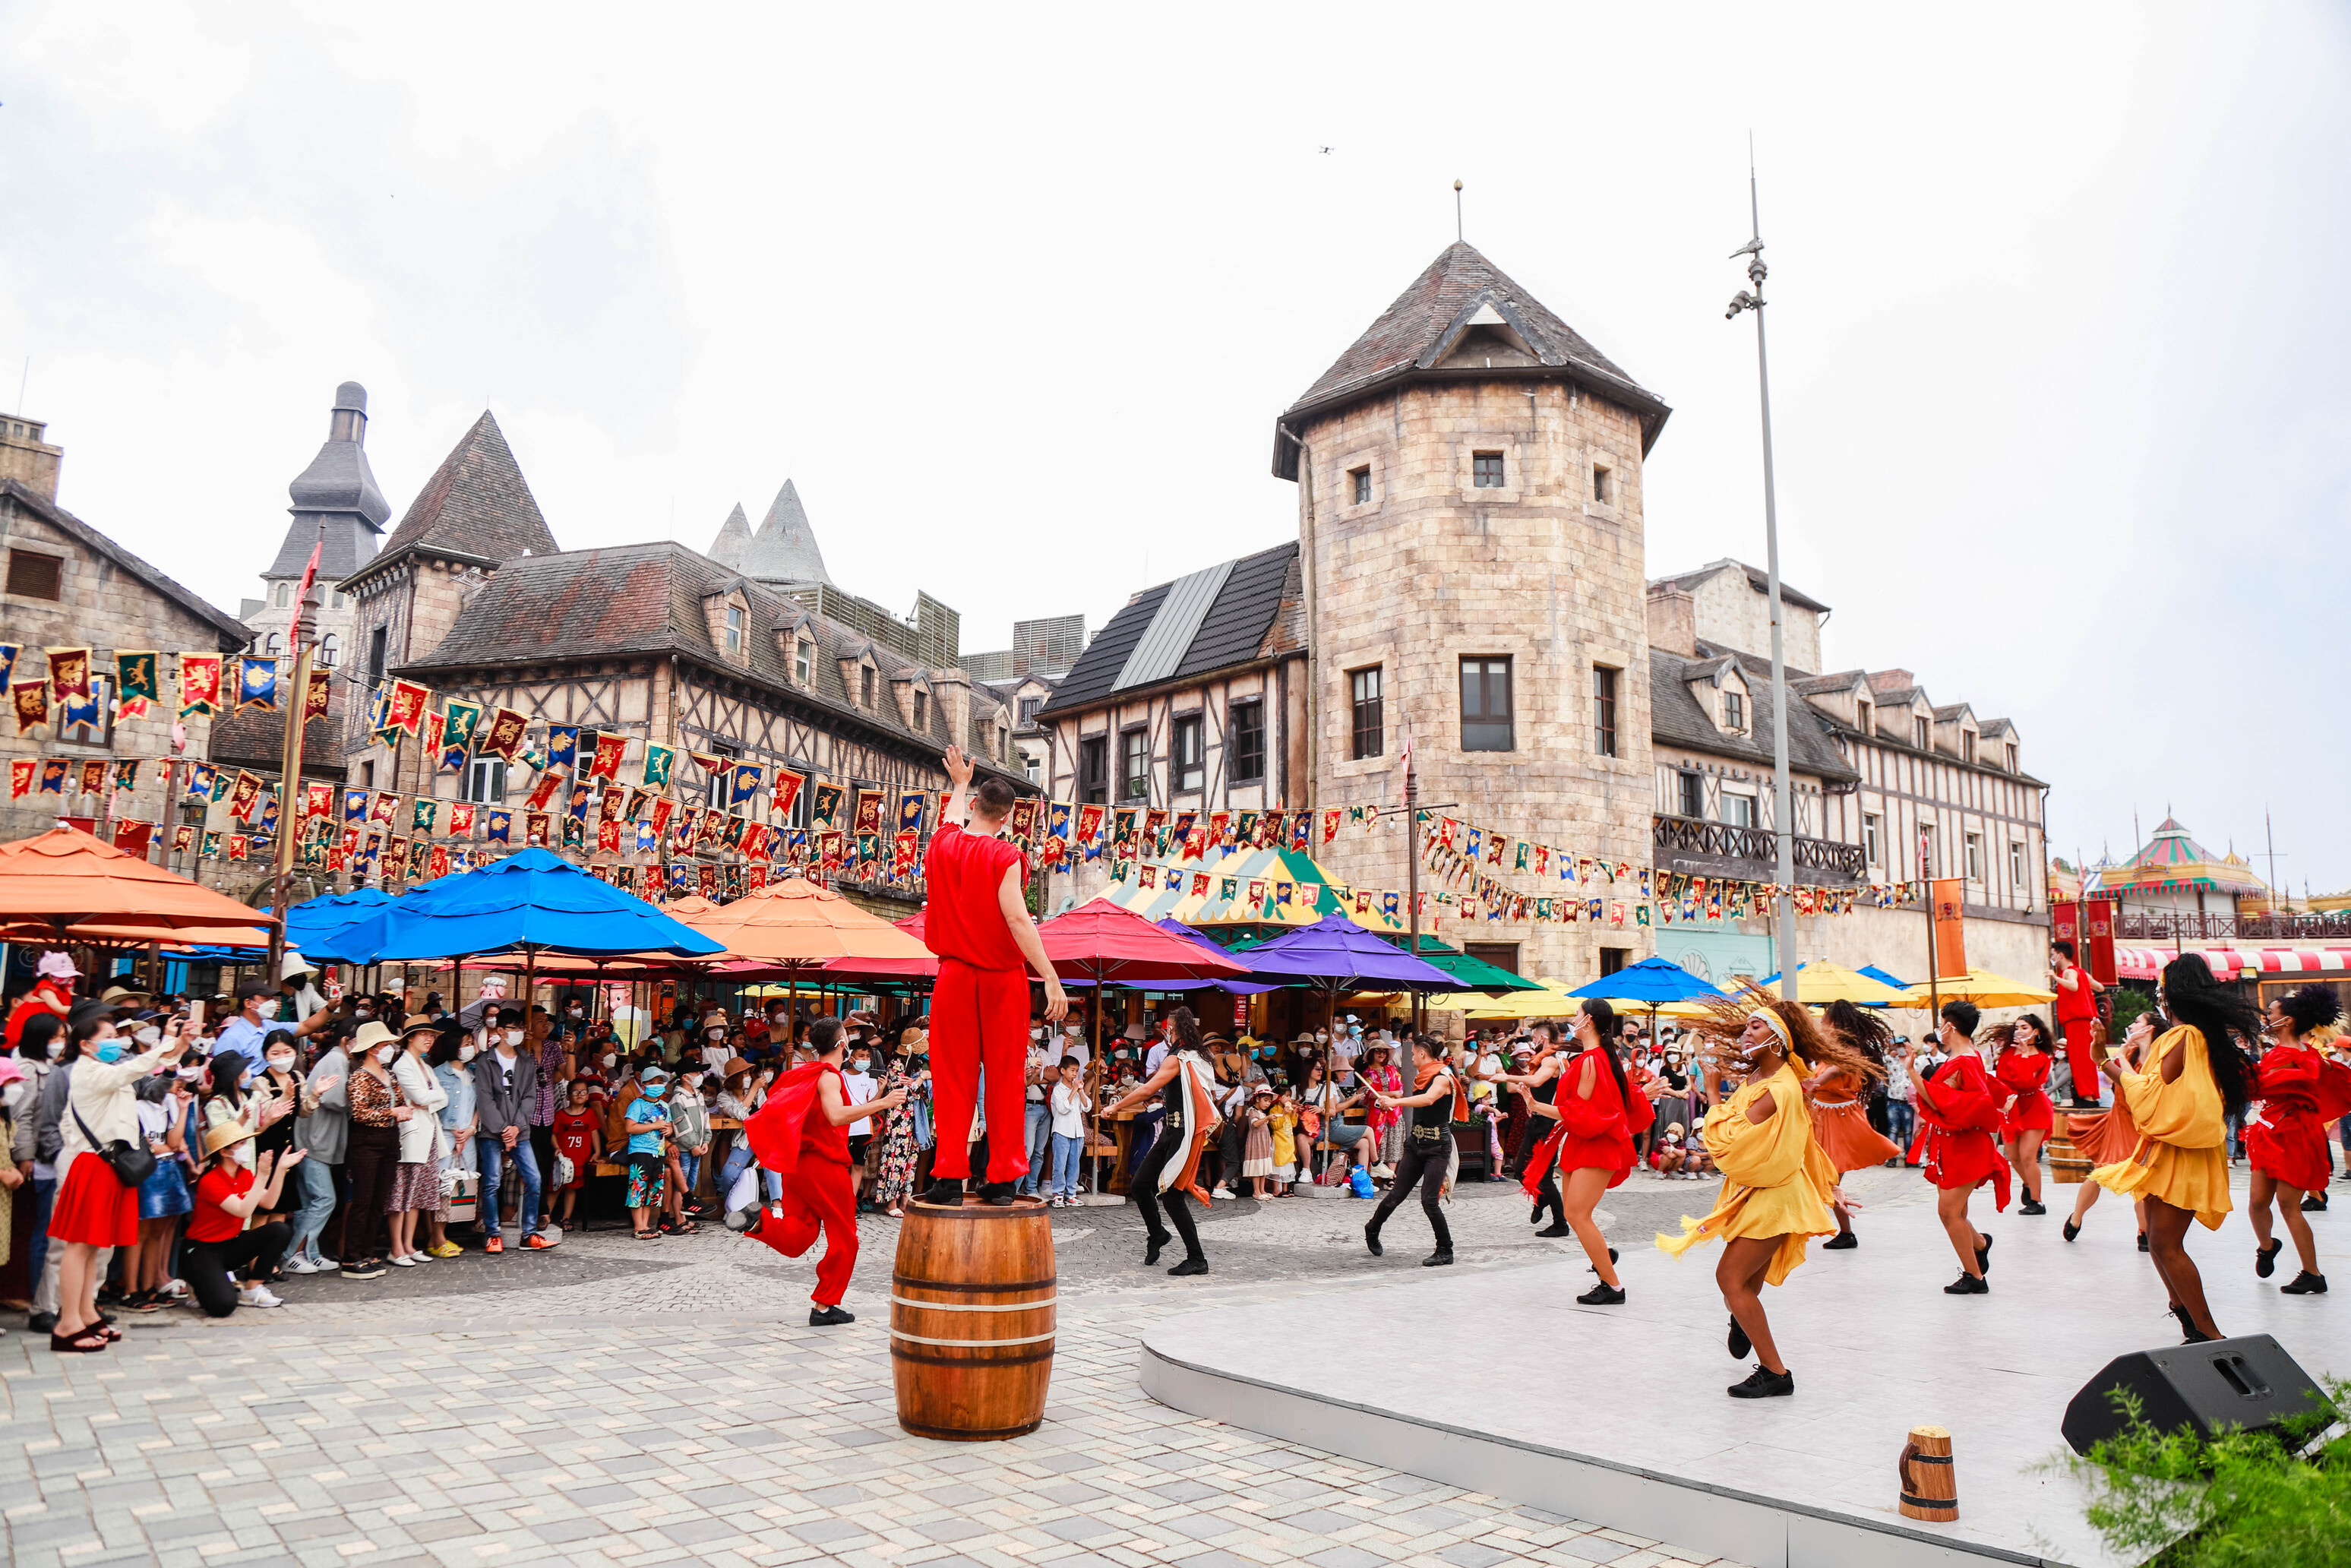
[1370,1136,1452,1253]
[1132,1127,1204,1263]
[1531,1163,1563,1228]
[185,1223,292,1318]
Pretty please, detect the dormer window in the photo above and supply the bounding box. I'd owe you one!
[1856,699,1872,735]
[1962,730,1977,765]
[1913,716,1930,751]
[725,604,744,653]
[861,665,876,708]
[914,689,927,730]
[794,640,812,684]
[1723,691,1745,732]
[2006,742,2018,772]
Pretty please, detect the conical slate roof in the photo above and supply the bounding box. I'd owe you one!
[706,502,754,571]
[269,380,390,579]
[371,412,560,569]
[735,479,832,585]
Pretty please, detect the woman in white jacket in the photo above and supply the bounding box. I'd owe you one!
[386,1020,450,1267]
[51,1003,188,1351]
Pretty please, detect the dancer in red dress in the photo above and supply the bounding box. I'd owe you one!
[1994,1014,2057,1216]
[1905,1000,2008,1295]
[1517,1001,1649,1303]
[741,1016,905,1325]
[2052,940,2105,1108]
[2246,985,2349,1295]
[921,744,1066,1206]
[2062,1018,2147,1247]
[1809,1001,1898,1250]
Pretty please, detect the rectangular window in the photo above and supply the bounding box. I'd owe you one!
[1856,700,1872,735]
[5,548,62,600]
[1913,716,1930,751]
[1722,691,1744,732]
[794,640,812,684]
[1598,947,1629,978]
[1348,667,1382,760]
[1592,465,1612,504]
[2010,840,2026,886]
[860,666,876,708]
[913,690,927,730]
[725,604,744,653]
[1119,728,1149,802]
[368,625,389,681]
[463,758,507,805]
[1676,770,1704,818]
[704,744,739,810]
[359,760,374,790]
[1966,832,1983,882]
[1917,824,1937,877]
[1460,656,1512,751]
[1593,665,1618,757]
[1465,941,1521,978]
[1017,696,1041,726]
[1863,812,1882,867]
[2006,742,2018,772]
[1350,466,1370,504]
[1024,751,1041,783]
[1171,714,1204,793]
[1963,730,1977,765]
[1228,700,1265,784]
[1723,792,1756,829]
[1077,735,1108,804]
[1472,451,1506,488]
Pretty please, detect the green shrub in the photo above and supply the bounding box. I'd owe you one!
[2060,1379,2351,1566]
[2109,986,2160,1035]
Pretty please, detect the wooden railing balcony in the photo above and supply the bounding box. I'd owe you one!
[2110,910,2351,944]
[1651,814,1867,883]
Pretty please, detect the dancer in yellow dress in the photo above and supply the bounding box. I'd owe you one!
[1657,998,1870,1399]
[2090,953,2258,1343]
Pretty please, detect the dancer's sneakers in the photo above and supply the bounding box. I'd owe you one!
[1727,1314,1750,1359]
[1362,1224,1383,1258]
[724,1203,760,1233]
[2258,1238,2284,1279]
[2062,1219,2081,1242]
[2282,1271,2329,1295]
[1975,1234,1994,1275]
[1144,1229,1171,1266]
[1533,1222,1571,1238]
[1728,1364,1793,1399]
[2300,1193,2329,1212]
[809,1305,855,1326]
[1421,1250,1454,1268]
[1575,1281,1621,1304]
[1822,1232,1857,1250]
[2018,1200,2047,1216]
[978,1181,1019,1207]
[920,1178,966,1206]
[1168,1257,1209,1276]
[1943,1272,1989,1295]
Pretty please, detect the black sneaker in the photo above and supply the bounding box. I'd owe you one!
[27,1310,56,1336]
[1363,1225,1383,1258]
[1975,1234,1994,1275]
[1575,1282,1623,1304]
[1168,1257,1209,1276]
[341,1260,387,1281]
[2258,1239,2283,1279]
[1728,1364,1793,1399]
[1822,1232,1858,1250]
[724,1204,760,1234]
[2138,1231,2150,1253]
[1585,1246,1619,1274]
[1144,1230,1171,1266]
[1944,1272,1989,1295]
[1534,1222,1572,1238]
[978,1181,1019,1207]
[1421,1250,1454,1268]
[2301,1194,2329,1212]
[808,1305,855,1326]
[2062,1219,2081,1242]
[2282,1271,2329,1295]
[2019,1200,2046,1216]
[1727,1314,1750,1360]
[920,1178,966,1206]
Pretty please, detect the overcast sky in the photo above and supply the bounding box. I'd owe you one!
[5,5,2347,891]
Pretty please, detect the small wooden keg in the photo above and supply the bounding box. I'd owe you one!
[1898,1424,1959,1521]
[2047,1118,2091,1185]
[890,1194,1057,1441]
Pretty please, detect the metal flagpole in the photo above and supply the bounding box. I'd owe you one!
[1725,153,1796,1010]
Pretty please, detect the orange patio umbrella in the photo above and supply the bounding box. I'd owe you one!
[683,877,932,968]
[0,826,270,944]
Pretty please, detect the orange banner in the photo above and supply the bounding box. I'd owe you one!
[1932,877,1967,979]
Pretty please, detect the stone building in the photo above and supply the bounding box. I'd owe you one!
[0,419,251,855]
[240,382,388,671]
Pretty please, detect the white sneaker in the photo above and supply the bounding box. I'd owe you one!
[239,1284,283,1308]
[389,1254,419,1267]
[284,1255,326,1275]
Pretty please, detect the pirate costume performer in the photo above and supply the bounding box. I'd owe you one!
[738,1018,905,1325]
[1364,1037,1469,1269]
[1101,1007,1218,1276]
[1808,1001,1900,1250]
[2245,986,2351,1294]
[1518,1001,1648,1301]
[2089,953,2261,1342]
[1656,1001,1847,1399]
[1907,1000,2008,1295]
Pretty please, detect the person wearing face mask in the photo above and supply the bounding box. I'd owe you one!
[1016,1027,1053,1198]
[184,1120,302,1315]
[665,1067,712,1231]
[49,1002,191,1352]
[337,1020,413,1279]
[15,1012,65,1331]
[283,1023,352,1276]
[243,1032,311,1223]
[471,1011,553,1253]
[426,1033,477,1257]
[385,1020,451,1266]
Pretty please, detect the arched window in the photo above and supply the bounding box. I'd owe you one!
[273,581,292,608]
[318,634,340,668]
[264,632,283,655]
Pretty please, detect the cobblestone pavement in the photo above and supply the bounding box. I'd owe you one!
[0,1167,1914,1568]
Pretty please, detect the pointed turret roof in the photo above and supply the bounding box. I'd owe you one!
[2105,816,2268,896]
[735,479,833,585]
[351,412,558,588]
[267,381,389,579]
[1273,242,1670,476]
[707,502,754,571]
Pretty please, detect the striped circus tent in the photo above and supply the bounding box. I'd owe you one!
[1100,845,1408,934]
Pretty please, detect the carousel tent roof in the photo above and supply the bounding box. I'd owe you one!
[2103,817,2268,896]
[1097,844,1408,933]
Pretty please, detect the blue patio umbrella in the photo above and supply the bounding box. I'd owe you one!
[1859,964,1910,991]
[1563,955,1730,1004]
[277,887,395,965]
[329,849,725,964]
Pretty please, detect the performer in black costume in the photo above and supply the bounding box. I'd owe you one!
[1362,1035,1468,1267]
[1100,1007,1218,1276]
[1504,1022,1571,1236]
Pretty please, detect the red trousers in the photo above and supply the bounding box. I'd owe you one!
[754,1155,858,1307]
[930,957,1032,1184]
[2061,1018,2099,1102]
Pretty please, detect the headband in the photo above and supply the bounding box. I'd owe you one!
[1747,1009,1791,1051]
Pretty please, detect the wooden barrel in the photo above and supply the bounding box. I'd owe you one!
[1898,1425,1959,1521]
[890,1195,1057,1441]
[2047,1121,2090,1186]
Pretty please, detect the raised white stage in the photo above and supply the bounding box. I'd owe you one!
[1140,1188,2349,1568]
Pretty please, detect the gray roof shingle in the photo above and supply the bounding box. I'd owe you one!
[1038,542,1300,717]
[1651,644,1856,782]
[349,412,558,586]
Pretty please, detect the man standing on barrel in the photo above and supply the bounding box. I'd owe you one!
[922,745,1067,1206]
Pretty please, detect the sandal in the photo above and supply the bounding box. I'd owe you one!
[50,1327,109,1354]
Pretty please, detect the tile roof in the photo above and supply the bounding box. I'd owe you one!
[1038,541,1300,717]
[1275,242,1669,476]
[1651,644,1856,782]
[206,678,348,779]
[349,412,558,586]
[0,479,251,646]
[1646,558,1831,616]
[396,540,1019,776]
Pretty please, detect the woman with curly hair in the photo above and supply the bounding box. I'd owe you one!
[1993,1013,2058,1216]
[2245,984,2350,1295]
[1657,996,1872,1399]
[2090,953,2261,1342]
[1809,1001,1898,1250]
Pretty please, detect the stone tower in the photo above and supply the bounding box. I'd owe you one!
[1275,242,1671,982]
[245,381,390,669]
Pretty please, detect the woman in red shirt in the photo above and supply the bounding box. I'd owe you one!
[1994,1014,2057,1216]
[1905,1000,2008,1295]
[2247,985,2349,1294]
[1524,1000,1649,1305]
[185,1121,302,1317]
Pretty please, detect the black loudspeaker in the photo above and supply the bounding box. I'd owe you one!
[2063,1334,2334,1456]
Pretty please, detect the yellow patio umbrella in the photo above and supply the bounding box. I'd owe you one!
[1894,969,2056,1009]
[1749,961,1910,1007]
[1462,976,1582,1021]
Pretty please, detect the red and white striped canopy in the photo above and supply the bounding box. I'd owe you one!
[2116,945,2351,982]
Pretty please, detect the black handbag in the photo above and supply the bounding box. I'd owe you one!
[74,1107,158,1188]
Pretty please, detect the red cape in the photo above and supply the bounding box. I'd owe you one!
[746,1061,836,1178]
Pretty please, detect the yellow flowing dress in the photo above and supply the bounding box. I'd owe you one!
[1655,1062,1838,1285]
[2090,1025,2233,1230]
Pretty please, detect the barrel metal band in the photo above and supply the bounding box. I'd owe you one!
[894,1272,1058,1293]
[1900,1493,1956,1510]
[890,1328,1057,1348]
[1907,1453,1954,1465]
[893,1293,1058,1314]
